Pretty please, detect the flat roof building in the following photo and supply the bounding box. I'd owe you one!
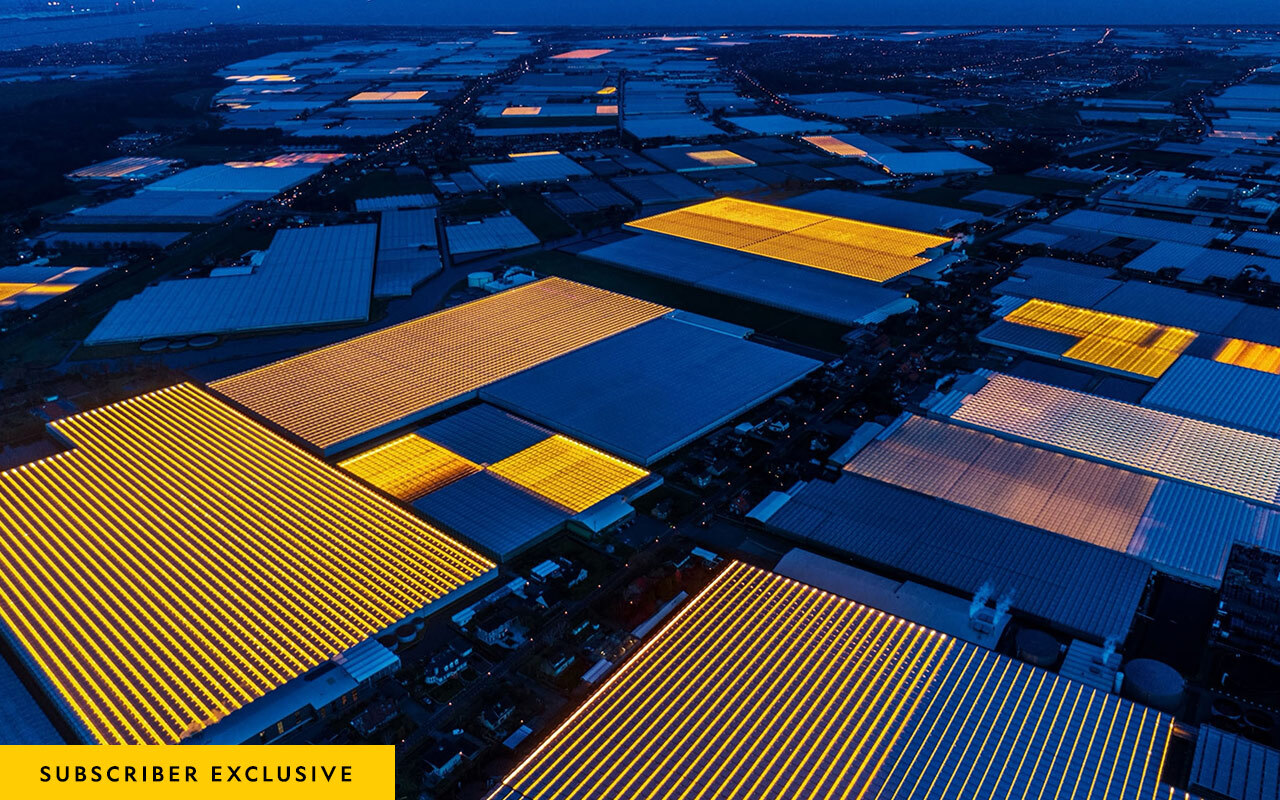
[86,224,377,345]
[583,233,917,326]
[931,371,1280,509]
[478,316,821,465]
[338,413,654,560]
[489,562,1171,800]
[210,278,670,454]
[626,197,953,284]
[0,384,492,744]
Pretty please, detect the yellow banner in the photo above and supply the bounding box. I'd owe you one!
[2,745,394,799]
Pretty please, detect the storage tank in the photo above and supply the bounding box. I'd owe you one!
[1120,659,1185,711]
[468,271,494,289]
[1015,628,1061,667]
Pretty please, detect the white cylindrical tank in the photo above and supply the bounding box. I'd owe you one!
[468,271,494,289]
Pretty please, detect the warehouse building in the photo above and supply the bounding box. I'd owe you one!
[488,562,1171,800]
[0,384,493,744]
[66,156,180,182]
[339,405,659,560]
[209,278,670,454]
[724,114,844,135]
[64,154,341,224]
[625,197,957,283]
[445,215,539,258]
[758,467,1151,642]
[0,266,109,312]
[784,189,984,233]
[375,209,441,298]
[469,152,592,188]
[582,231,918,326]
[86,224,377,345]
[985,268,1280,392]
[846,413,1280,584]
[930,371,1280,510]
[477,315,821,465]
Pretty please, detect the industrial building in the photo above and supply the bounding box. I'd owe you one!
[477,315,821,465]
[64,154,342,225]
[984,264,1280,383]
[758,467,1151,641]
[582,233,917,326]
[469,153,592,188]
[374,209,441,298]
[210,278,671,453]
[843,413,1280,584]
[489,562,1172,800]
[785,189,984,233]
[931,371,1280,510]
[0,384,493,745]
[211,279,818,462]
[66,156,179,182]
[580,196,962,325]
[339,405,657,559]
[0,266,109,312]
[625,197,956,283]
[445,215,539,258]
[85,224,377,345]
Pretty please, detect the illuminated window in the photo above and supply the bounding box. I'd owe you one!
[501,106,543,116]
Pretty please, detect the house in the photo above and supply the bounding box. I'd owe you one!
[480,700,515,733]
[423,639,473,685]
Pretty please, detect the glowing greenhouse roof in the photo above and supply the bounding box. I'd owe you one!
[626,197,951,284]
[488,435,648,513]
[1003,299,1196,378]
[938,372,1280,507]
[0,384,492,745]
[210,278,669,453]
[489,562,1172,800]
[338,434,480,501]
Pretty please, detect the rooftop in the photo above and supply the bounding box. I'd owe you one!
[210,278,669,453]
[627,197,951,284]
[0,384,491,744]
[489,562,1170,800]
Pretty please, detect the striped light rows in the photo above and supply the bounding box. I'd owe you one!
[801,135,870,157]
[0,384,493,744]
[1214,338,1280,374]
[1004,299,1196,379]
[338,434,480,501]
[684,149,756,167]
[339,430,648,514]
[210,278,669,451]
[488,435,649,513]
[491,562,1171,800]
[848,415,1157,552]
[945,372,1280,507]
[627,197,951,284]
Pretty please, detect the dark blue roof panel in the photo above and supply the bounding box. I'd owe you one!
[412,471,568,560]
[480,318,820,465]
[767,473,1151,641]
[417,404,552,465]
